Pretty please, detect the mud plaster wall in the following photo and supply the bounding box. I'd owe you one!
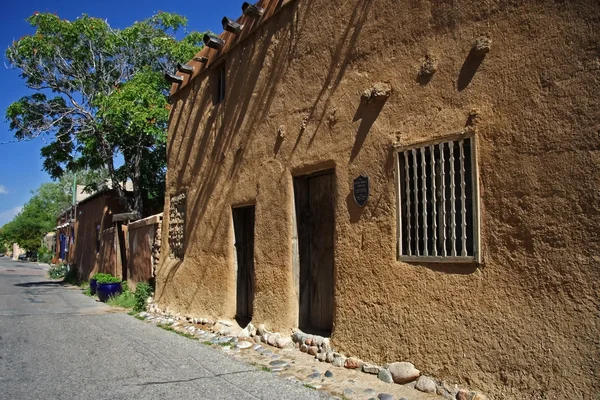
[157,1,600,398]
[74,192,124,280]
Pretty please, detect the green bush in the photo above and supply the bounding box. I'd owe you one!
[134,282,152,312]
[96,274,121,284]
[37,246,53,264]
[91,272,109,281]
[48,264,68,279]
[106,290,136,308]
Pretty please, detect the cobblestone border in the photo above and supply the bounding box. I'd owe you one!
[145,298,488,400]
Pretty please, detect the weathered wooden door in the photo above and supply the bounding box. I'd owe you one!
[233,206,255,321]
[294,171,335,334]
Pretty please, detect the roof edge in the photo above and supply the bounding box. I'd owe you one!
[170,0,296,97]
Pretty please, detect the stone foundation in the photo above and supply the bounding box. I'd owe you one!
[145,297,488,400]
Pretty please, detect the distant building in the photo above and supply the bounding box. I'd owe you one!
[42,232,55,252]
[11,243,24,260]
[55,181,132,279]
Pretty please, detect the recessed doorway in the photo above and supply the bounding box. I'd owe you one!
[293,171,335,335]
[232,206,255,325]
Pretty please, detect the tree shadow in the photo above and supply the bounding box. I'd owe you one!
[293,0,373,153]
[156,2,300,311]
[457,49,487,91]
[14,280,67,287]
[156,0,379,318]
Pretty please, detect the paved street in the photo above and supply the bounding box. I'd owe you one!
[0,258,328,400]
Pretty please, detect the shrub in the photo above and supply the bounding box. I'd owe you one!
[134,282,152,312]
[37,246,53,264]
[91,272,110,281]
[48,264,68,279]
[96,274,121,284]
[106,290,136,308]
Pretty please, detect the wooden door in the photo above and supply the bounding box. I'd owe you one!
[294,171,335,334]
[233,206,255,322]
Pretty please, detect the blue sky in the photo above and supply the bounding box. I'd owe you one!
[0,0,241,225]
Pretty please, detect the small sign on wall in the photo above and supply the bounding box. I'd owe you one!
[353,175,369,207]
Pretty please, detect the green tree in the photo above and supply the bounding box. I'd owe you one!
[5,12,206,216]
[0,169,105,252]
[0,183,70,251]
[60,168,110,197]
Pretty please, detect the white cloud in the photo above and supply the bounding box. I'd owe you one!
[0,185,7,195]
[0,206,23,226]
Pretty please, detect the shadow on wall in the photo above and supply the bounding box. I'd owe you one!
[294,0,373,152]
[410,261,479,275]
[457,48,488,91]
[158,0,378,312]
[351,95,389,162]
[346,191,365,224]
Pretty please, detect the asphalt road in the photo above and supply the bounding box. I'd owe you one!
[0,258,328,400]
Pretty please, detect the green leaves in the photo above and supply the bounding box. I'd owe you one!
[0,170,108,251]
[133,282,152,312]
[95,273,122,284]
[5,11,207,215]
[0,182,70,251]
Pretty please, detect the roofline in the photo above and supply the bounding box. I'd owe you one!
[170,0,296,97]
[55,187,120,219]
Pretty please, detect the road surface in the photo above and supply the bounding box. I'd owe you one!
[0,258,328,399]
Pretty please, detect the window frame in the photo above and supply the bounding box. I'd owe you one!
[394,132,481,264]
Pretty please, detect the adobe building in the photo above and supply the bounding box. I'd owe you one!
[157,0,599,398]
[56,184,131,280]
[72,189,127,280]
[55,185,95,264]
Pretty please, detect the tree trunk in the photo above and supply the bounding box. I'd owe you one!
[131,148,143,218]
[96,131,131,213]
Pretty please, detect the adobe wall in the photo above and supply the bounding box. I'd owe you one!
[74,192,124,279]
[127,214,162,290]
[157,0,600,398]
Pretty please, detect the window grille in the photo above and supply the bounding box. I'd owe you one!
[397,136,479,261]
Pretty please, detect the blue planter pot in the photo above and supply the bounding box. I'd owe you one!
[89,279,97,295]
[96,282,122,302]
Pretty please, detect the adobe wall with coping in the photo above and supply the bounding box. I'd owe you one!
[74,191,125,279]
[156,0,600,398]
